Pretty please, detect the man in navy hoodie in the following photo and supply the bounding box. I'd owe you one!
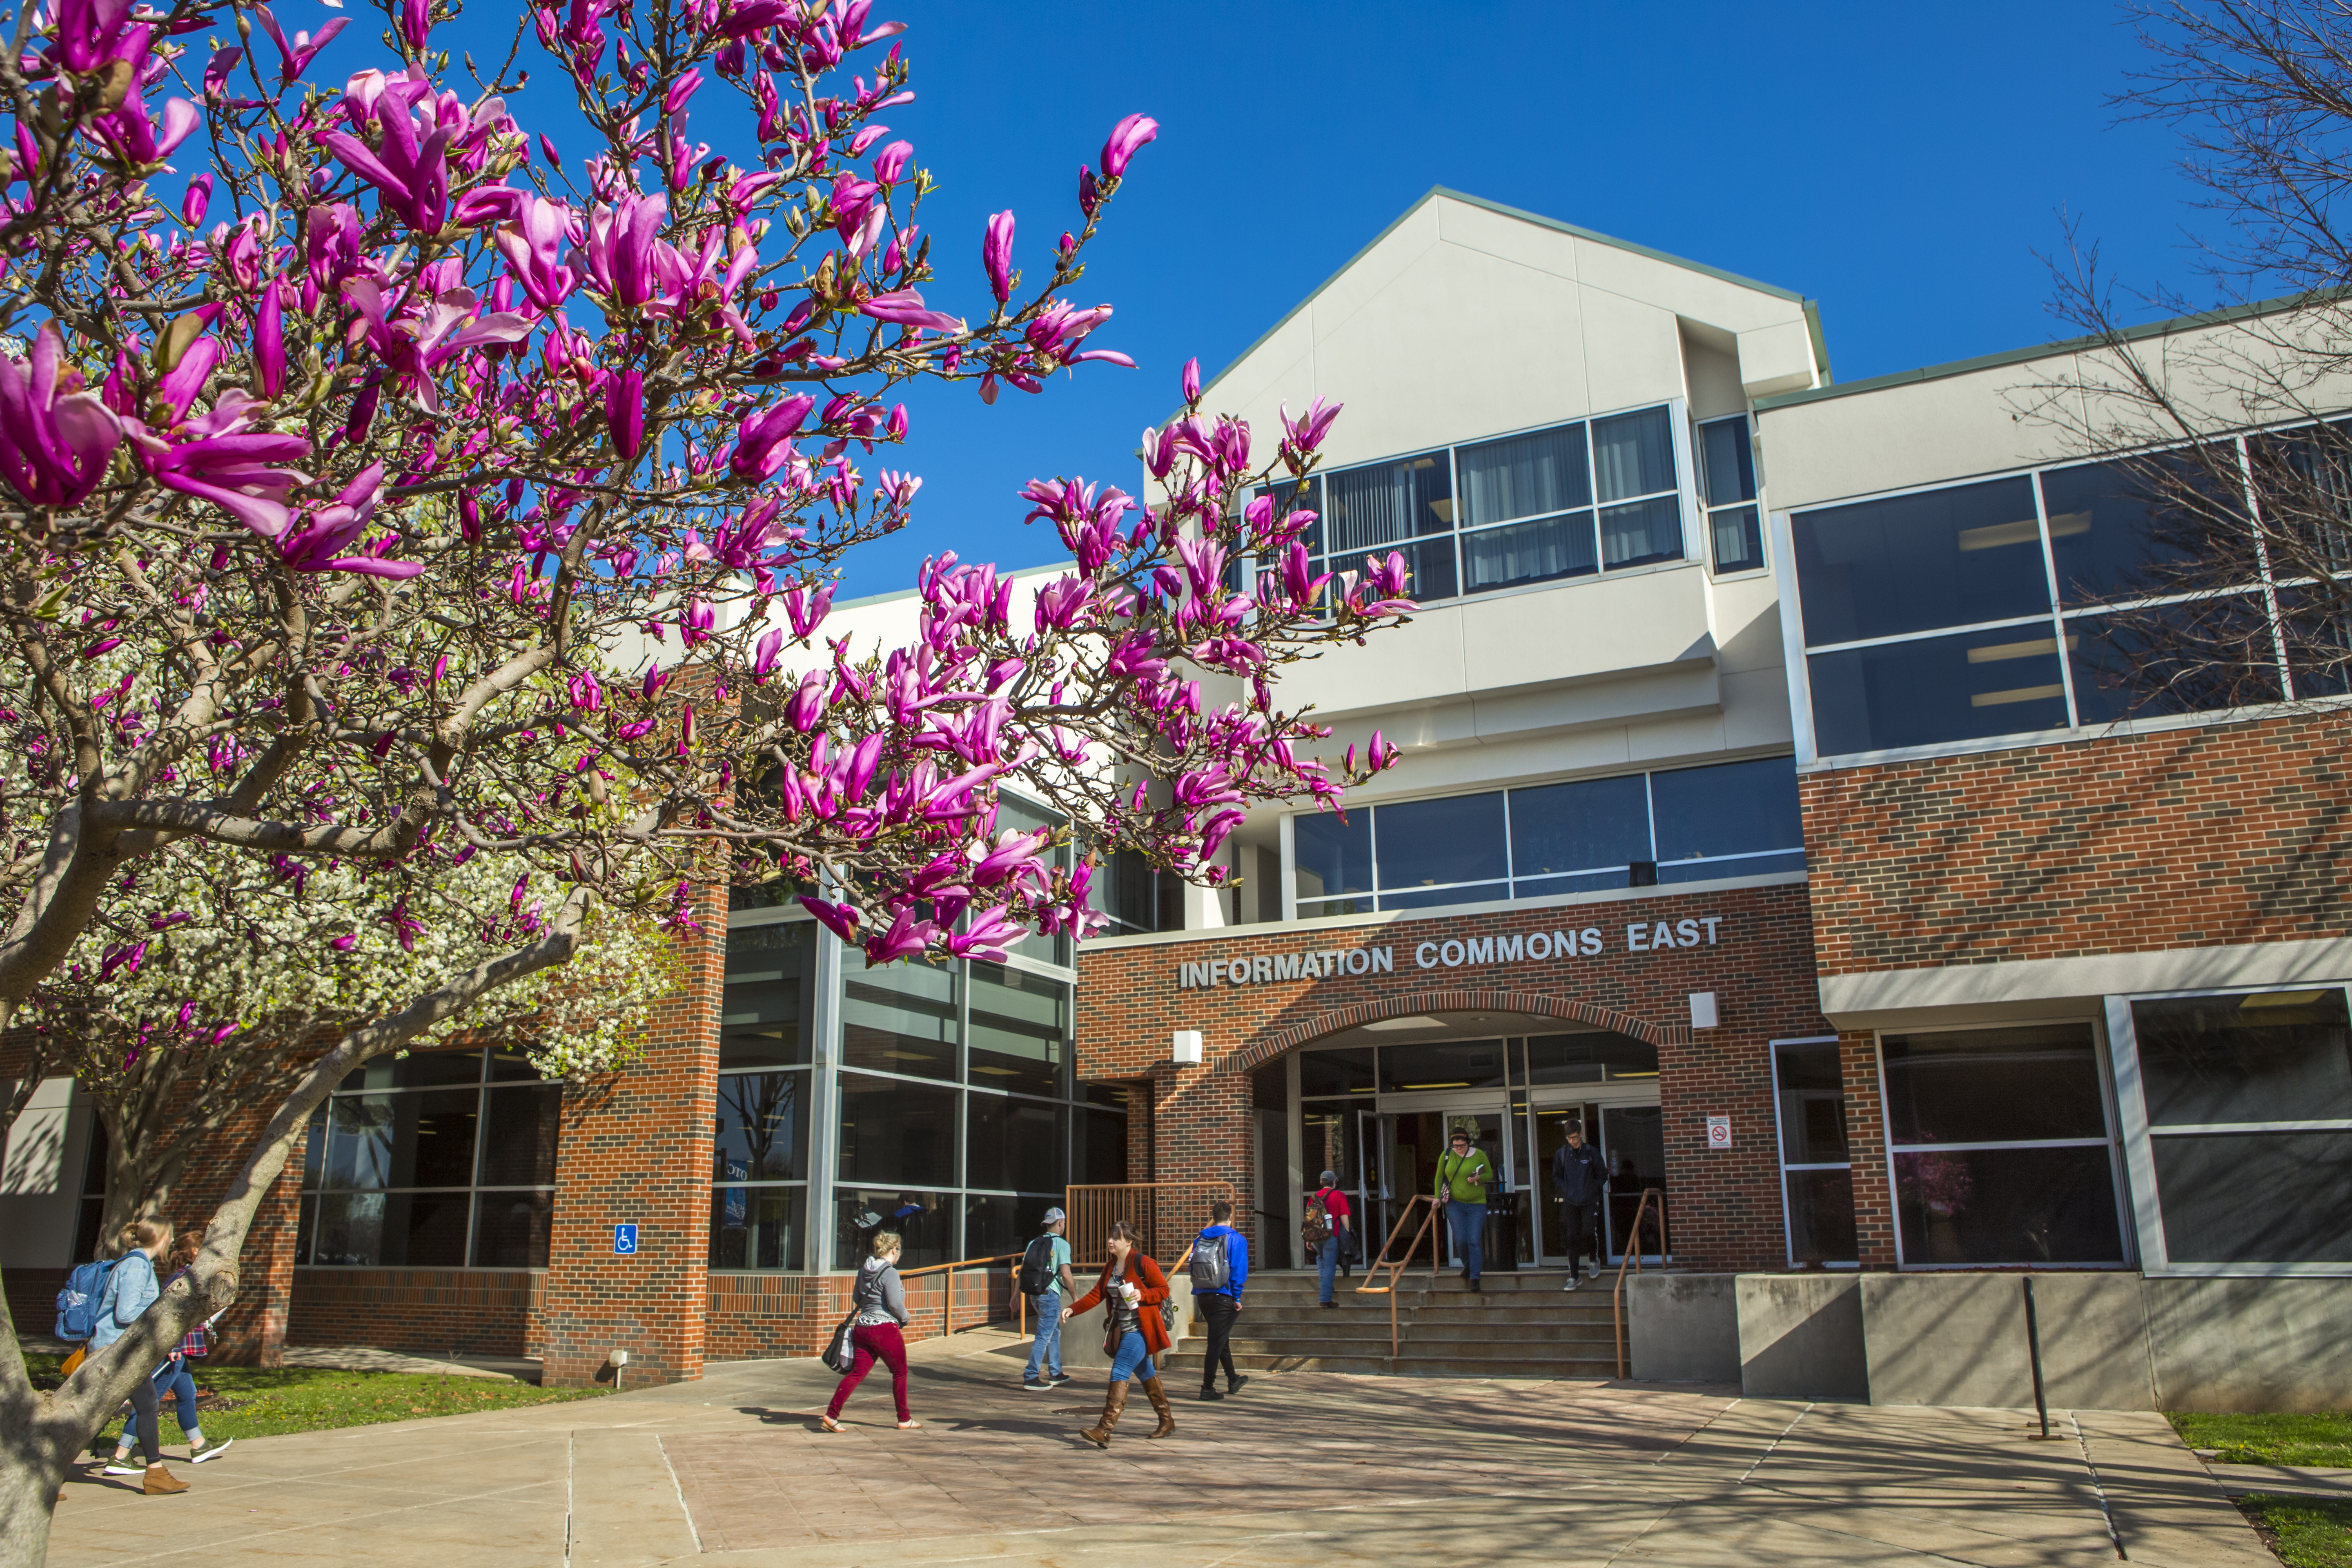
[1183,1200,1250,1401]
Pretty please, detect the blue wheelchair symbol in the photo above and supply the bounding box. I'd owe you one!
[613,1224,638,1255]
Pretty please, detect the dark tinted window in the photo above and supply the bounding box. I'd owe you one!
[1881,1026,2108,1145]
[1649,758,1803,865]
[1700,417,1756,506]
[1809,627,2069,754]
[2039,460,2214,606]
[1323,452,1453,558]
[835,1073,958,1187]
[1377,792,1507,889]
[1793,477,2048,645]
[2068,596,2279,725]
[1294,812,1370,902]
[713,1071,808,1181]
[1379,1041,1512,1092]
[1510,773,1650,876]
[2134,990,2352,1125]
[1298,1047,1374,1097]
[720,921,813,1069]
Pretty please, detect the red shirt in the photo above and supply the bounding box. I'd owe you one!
[1315,1187,1352,1222]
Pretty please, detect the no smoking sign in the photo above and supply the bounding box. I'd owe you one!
[1704,1116,1732,1150]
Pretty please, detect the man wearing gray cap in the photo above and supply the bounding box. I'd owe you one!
[1019,1207,1078,1390]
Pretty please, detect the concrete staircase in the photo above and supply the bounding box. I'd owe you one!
[1161,1267,1620,1381]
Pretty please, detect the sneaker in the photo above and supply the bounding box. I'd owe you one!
[1321,1300,1336,1309]
[102,1459,143,1477]
[188,1439,234,1464]
[1022,1379,1050,1392]
[1469,1279,1482,1294]
[1197,1386,1225,1402]
[1047,1371,1071,1384]
[1563,1276,1580,1292]
[1227,1375,1250,1395]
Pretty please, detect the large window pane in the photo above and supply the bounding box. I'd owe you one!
[836,1187,954,1271]
[967,1094,1065,1194]
[2152,1131,2352,1263]
[1255,476,1324,557]
[1298,1102,1361,1186]
[968,963,1067,1098]
[719,920,814,1069]
[1459,423,1590,526]
[1649,757,1803,866]
[1378,883,1506,910]
[1793,477,2049,645]
[1526,1033,1659,1084]
[2068,596,2279,725]
[713,1070,808,1182]
[477,1085,560,1187]
[1463,511,1597,590]
[1379,1040,1511,1092]
[1775,1042,1849,1165]
[1658,849,1804,883]
[836,1071,958,1187]
[1389,536,1458,602]
[840,951,958,1080]
[710,1185,804,1271]
[1893,1146,2124,1264]
[1808,625,2069,755]
[1375,792,1506,891]
[1298,1047,1374,1098]
[323,1089,479,1191]
[1784,1169,1858,1265]
[340,1049,483,1093]
[2043,456,2247,607]
[1078,1107,1129,1184]
[472,1190,553,1268]
[1323,452,1452,557]
[308,1190,472,1267]
[1600,496,1682,568]
[2133,990,2352,1126]
[1699,417,1755,507]
[1881,1026,2109,1145]
[1592,407,1676,501]
[1711,505,1764,575]
[994,795,1073,966]
[1094,847,1179,935]
[1293,812,1371,904]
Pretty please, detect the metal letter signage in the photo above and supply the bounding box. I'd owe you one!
[1174,913,1724,988]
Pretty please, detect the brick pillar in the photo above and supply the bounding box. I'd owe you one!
[1840,1031,1898,1268]
[1148,1060,1254,1260]
[537,907,724,1387]
[185,1104,305,1367]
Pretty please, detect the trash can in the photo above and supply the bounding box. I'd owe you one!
[1483,1200,1520,1272]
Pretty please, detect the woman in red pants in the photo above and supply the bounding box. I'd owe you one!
[821,1232,920,1430]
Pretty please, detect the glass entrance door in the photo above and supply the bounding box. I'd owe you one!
[1600,1103,1668,1261]
[1530,1101,1595,1263]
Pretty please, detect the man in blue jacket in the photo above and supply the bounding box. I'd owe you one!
[1551,1126,1610,1290]
[1183,1200,1250,1402]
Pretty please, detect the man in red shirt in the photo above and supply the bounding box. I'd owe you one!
[1312,1171,1353,1306]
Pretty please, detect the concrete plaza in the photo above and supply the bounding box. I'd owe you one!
[45,1327,2274,1567]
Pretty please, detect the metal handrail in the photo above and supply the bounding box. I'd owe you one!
[1610,1190,1668,1378]
[897,1251,1021,1340]
[1063,1180,1237,1267]
[1354,1193,1442,1357]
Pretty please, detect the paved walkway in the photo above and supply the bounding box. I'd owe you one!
[45,1327,2273,1567]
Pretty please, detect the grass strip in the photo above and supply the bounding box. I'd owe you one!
[2172,1411,2352,1469]
[2236,1493,2352,1568]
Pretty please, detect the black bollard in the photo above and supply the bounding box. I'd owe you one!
[2023,1276,2050,1439]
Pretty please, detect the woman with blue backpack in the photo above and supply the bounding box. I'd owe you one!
[105,1229,232,1474]
[85,1220,191,1496]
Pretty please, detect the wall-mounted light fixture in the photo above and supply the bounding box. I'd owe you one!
[1172,1029,1205,1065]
[1688,992,1719,1029]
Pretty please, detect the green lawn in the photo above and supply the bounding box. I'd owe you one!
[24,1351,610,1450]
[2171,1411,2352,1469]
[2237,1494,2352,1568]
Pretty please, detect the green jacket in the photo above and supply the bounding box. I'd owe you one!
[1435,1147,1495,1204]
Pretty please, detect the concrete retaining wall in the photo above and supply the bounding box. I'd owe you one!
[1628,1271,2352,1411]
[1036,1271,1196,1373]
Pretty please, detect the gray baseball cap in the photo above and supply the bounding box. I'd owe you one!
[1042,1206,1066,1224]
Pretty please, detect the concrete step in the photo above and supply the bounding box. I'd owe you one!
[1161,1347,1618,1378]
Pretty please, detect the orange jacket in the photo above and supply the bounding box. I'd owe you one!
[1065,1250,1172,1355]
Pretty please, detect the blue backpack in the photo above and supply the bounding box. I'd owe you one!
[54,1258,119,1342]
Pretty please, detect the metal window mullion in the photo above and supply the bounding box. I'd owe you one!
[1445,437,1466,599]
[1873,1034,1907,1267]
[2105,996,2169,1272]
[1666,395,1699,565]
[1366,800,1382,904]
[2147,1119,2352,1135]
[2029,470,2085,729]
[1804,612,2078,657]
[1885,1137,2116,1153]
[2235,434,2300,702]
[1642,773,1659,864]
[1768,1041,1799,1265]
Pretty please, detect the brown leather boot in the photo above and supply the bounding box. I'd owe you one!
[143,1464,189,1496]
[1080,1380,1128,1448]
[1141,1376,1176,1439]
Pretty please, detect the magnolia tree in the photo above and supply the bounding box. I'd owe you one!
[13,835,683,1245]
[0,0,1412,1548]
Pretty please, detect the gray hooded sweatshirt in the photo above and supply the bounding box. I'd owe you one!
[853,1257,910,1328]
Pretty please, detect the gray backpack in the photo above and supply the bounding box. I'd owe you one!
[1190,1229,1232,1292]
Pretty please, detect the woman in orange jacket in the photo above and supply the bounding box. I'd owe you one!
[1060,1219,1175,1447]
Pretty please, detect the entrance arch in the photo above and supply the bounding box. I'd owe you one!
[1218,989,1684,1076]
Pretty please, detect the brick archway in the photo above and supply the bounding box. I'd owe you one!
[1217,989,1685,1076]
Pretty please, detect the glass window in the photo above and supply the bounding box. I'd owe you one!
[1880,1024,2125,1266]
[840,950,958,1080]
[339,1050,482,1093]
[1463,510,1598,590]
[836,1187,954,1271]
[1593,408,1677,503]
[1784,1169,1858,1266]
[1376,792,1507,891]
[1298,1047,1374,1098]
[2134,990,2352,1126]
[477,1085,560,1187]
[322,1090,479,1190]
[1600,495,1682,570]
[995,794,1073,967]
[1323,451,1454,557]
[305,1191,473,1268]
[1078,1107,1129,1184]
[1293,812,1371,908]
[1700,416,1756,509]
[966,1094,1065,1194]
[967,963,1066,1098]
[2067,596,2279,725]
[472,1191,554,1268]
[1094,847,1180,935]
[719,920,814,1069]
[1793,477,2049,646]
[2149,1132,2352,1263]
[1773,1040,1856,1267]
[1459,423,1590,526]
[710,1185,804,1271]
[1379,1041,1511,1093]
[1298,1102,1361,1187]
[713,1071,809,1183]
[1525,1033,1658,1084]
[1648,757,1803,868]
[836,1071,958,1188]
[1808,626,2070,755]
[2039,459,2218,607]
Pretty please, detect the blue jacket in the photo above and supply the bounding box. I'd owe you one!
[90,1251,158,1351]
[1193,1224,1248,1298]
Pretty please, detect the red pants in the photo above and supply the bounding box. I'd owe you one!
[826,1323,909,1421]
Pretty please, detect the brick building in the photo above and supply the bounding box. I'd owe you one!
[8,190,2350,1399]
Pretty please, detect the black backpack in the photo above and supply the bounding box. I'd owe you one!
[1190,1229,1232,1292]
[1018,1234,1059,1296]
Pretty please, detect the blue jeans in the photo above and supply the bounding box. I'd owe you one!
[1109,1328,1156,1383]
[123,1359,196,1443]
[1318,1234,1341,1303]
[1024,1290,1062,1381]
[1446,1200,1488,1281]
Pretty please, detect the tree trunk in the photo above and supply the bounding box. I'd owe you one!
[0,898,584,1568]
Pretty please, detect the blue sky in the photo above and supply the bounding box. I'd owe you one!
[385,0,2210,592]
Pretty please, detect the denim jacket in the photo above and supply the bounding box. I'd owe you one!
[90,1251,158,1350]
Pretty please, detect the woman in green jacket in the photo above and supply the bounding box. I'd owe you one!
[1435,1129,1496,1292]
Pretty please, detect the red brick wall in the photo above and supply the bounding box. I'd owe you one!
[1839,1032,1896,1269]
[704,1267,1012,1361]
[535,904,724,1388]
[287,1268,542,1358]
[1074,883,1832,1273]
[1802,712,2352,978]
